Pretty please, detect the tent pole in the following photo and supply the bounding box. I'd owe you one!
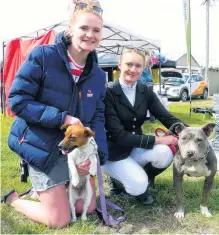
[0,75,2,114]
[1,41,6,115]
[158,47,162,97]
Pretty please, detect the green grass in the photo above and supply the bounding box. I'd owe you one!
[1,98,219,234]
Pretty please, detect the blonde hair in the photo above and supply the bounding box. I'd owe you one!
[120,48,146,66]
[69,0,103,25]
[65,0,103,45]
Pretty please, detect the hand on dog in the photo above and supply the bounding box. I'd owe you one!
[76,160,91,176]
[155,135,178,146]
[64,115,83,126]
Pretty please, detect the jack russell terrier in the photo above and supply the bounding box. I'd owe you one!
[58,124,97,221]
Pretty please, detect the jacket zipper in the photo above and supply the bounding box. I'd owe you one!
[78,89,84,120]
[19,127,29,145]
[64,61,78,115]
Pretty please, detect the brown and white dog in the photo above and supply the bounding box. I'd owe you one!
[58,124,97,221]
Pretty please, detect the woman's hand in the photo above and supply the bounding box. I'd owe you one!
[155,135,178,146]
[76,160,91,176]
[64,115,82,126]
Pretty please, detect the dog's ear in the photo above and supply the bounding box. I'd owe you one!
[84,127,95,137]
[61,123,72,130]
[169,122,186,135]
[202,123,216,137]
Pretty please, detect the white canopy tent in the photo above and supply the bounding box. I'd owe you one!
[2,20,160,55]
[1,20,163,114]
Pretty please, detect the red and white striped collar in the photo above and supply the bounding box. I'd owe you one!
[67,50,85,70]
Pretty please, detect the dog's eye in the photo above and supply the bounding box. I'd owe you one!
[69,136,76,141]
[182,136,187,140]
[196,138,203,142]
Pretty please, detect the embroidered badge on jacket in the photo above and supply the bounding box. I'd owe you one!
[87,89,93,97]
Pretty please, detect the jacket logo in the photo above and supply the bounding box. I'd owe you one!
[87,89,93,97]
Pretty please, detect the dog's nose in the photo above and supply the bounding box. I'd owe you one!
[58,143,63,150]
[187,150,195,157]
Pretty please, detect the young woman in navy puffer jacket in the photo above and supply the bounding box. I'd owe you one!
[5,0,108,228]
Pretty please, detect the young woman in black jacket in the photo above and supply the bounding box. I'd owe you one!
[103,47,182,205]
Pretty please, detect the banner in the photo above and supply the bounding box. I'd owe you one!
[4,30,56,117]
[183,0,191,68]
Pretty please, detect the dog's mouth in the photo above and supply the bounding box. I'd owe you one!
[61,146,77,155]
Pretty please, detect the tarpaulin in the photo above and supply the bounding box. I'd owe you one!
[4,30,56,117]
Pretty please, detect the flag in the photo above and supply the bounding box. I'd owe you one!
[183,0,192,116]
[183,0,191,68]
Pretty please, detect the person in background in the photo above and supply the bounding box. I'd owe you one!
[103,47,184,205]
[2,0,108,228]
[139,52,156,123]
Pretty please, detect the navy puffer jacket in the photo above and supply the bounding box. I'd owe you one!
[8,32,108,173]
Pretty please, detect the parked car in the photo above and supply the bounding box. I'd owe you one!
[153,70,208,102]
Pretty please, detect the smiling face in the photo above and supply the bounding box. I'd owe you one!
[119,51,145,85]
[70,11,102,52]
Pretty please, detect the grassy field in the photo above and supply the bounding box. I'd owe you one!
[1,98,219,234]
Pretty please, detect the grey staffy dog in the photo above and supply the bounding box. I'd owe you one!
[170,122,217,219]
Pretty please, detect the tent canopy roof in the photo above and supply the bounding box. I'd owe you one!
[98,53,118,67]
[4,20,160,55]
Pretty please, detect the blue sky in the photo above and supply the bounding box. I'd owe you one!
[0,0,219,66]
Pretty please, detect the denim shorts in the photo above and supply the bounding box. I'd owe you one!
[28,155,69,192]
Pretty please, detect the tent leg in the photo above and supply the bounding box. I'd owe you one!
[1,41,6,115]
[158,47,162,98]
